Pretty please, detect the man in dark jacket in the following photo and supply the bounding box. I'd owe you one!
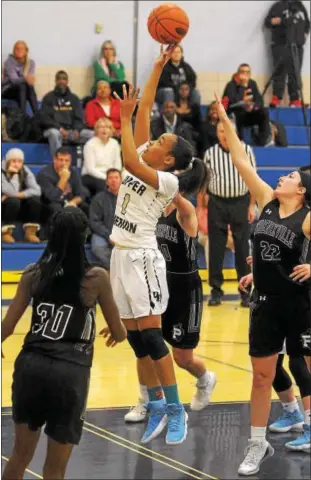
[89,168,122,270]
[156,45,200,106]
[37,147,88,220]
[41,70,93,155]
[222,64,271,146]
[150,101,196,152]
[264,0,310,106]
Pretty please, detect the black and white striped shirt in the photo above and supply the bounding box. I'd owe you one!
[204,143,256,198]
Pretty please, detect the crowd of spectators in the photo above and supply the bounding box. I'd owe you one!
[2,0,310,300]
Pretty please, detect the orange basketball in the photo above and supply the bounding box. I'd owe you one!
[147,4,189,44]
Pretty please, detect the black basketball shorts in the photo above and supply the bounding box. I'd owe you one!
[12,351,90,444]
[162,271,203,349]
[249,289,311,358]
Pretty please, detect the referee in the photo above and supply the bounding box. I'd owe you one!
[204,121,257,307]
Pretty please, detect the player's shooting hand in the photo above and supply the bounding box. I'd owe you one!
[290,264,311,283]
[99,327,117,348]
[239,273,253,292]
[214,93,227,122]
[113,84,140,120]
[155,44,177,68]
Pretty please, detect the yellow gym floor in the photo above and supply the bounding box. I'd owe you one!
[1,281,286,408]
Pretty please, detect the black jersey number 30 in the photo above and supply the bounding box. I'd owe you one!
[33,303,73,340]
[260,241,281,261]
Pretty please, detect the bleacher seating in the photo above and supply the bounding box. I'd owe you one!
[2,107,310,276]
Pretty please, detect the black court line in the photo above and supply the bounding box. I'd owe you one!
[200,340,249,346]
[197,354,253,374]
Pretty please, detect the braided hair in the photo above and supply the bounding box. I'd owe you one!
[34,207,90,303]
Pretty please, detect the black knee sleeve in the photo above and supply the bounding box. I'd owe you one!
[273,354,292,393]
[289,356,311,398]
[127,330,148,359]
[140,328,169,361]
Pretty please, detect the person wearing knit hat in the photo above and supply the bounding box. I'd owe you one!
[2,148,42,243]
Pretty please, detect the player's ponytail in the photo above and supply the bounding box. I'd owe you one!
[176,158,209,195]
[167,136,209,195]
[34,207,90,302]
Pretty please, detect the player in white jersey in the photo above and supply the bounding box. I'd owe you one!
[109,45,208,445]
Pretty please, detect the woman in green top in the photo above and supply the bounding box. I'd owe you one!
[92,40,128,99]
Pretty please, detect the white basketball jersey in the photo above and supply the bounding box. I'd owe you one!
[110,143,179,249]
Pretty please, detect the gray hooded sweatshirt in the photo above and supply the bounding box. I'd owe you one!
[2,159,41,198]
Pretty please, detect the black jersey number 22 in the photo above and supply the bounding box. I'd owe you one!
[33,303,73,340]
[260,241,281,261]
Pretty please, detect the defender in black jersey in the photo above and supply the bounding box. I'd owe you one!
[157,199,217,406]
[156,206,202,350]
[1,208,126,480]
[215,95,311,476]
[250,200,310,357]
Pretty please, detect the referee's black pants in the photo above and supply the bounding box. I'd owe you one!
[208,194,251,293]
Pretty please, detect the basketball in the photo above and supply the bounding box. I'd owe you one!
[147,4,189,44]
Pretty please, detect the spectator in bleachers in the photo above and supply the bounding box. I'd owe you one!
[89,168,122,270]
[222,64,271,146]
[264,0,310,107]
[82,118,122,197]
[40,71,93,156]
[92,40,129,99]
[176,81,202,151]
[150,100,196,152]
[37,147,88,220]
[1,148,41,243]
[156,45,200,107]
[203,121,256,307]
[2,41,38,115]
[85,81,121,137]
[199,101,219,157]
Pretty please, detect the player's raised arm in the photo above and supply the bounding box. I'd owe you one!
[133,45,176,148]
[214,93,274,211]
[174,193,198,238]
[114,85,162,189]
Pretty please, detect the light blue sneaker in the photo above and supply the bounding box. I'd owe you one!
[285,424,310,453]
[166,403,188,445]
[141,399,167,444]
[269,409,304,433]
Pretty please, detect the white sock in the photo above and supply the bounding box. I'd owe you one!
[282,399,299,413]
[197,371,210,386]
[139,384,149,404]
[251,426,267,442]
[304,409,311,425]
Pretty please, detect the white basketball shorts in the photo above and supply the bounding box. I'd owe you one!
[110,247,169,319]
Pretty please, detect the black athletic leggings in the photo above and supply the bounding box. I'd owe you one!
[273,354,311,399]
